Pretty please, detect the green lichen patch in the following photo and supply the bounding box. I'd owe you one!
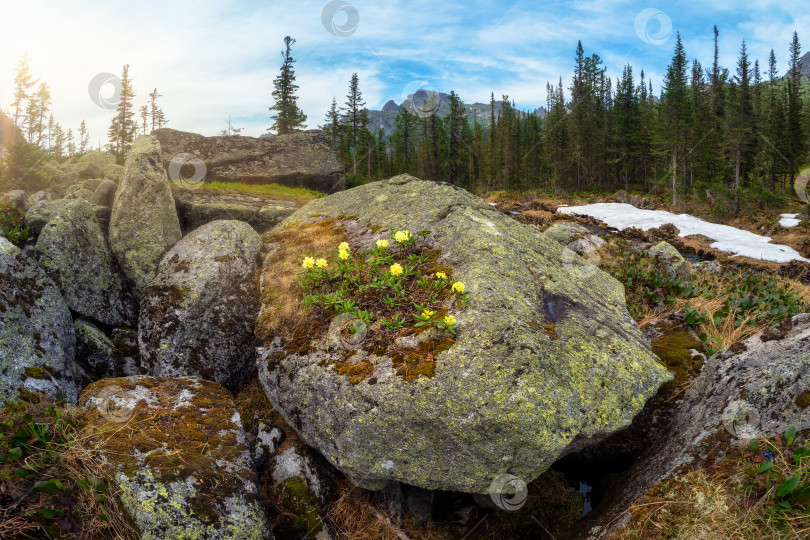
[80,377,269,537]
[266,476,322,537]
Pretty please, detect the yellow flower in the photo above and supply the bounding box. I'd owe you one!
[435,272,447,279]
[339,242,350,252]
[316,258,328,268]
[443,314,456,326]
[338,250,350,260]
[452,281,465,294]
[422,309,435,318]
[376,239,389,249]
[390,263,403,276]
[301,256,315,269]
[394,230,412,244]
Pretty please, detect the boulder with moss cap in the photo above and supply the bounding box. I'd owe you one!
[0,236,81,406]
[139,220,262,391]
[255,174,671,495]
[80,376,273,539]
[109,135,182,299]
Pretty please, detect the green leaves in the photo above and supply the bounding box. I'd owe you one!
[786,426,797,447]
[34,478,65,494]
[778,476,800,498]
[756,460,773,474]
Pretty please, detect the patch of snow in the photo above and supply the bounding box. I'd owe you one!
[780,213,801,228]
[488,202,498,206]
[558,203,808,264]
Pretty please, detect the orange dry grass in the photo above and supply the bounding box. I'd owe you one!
[256,220,348,339]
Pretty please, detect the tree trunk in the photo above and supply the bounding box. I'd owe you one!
[672,146,677,206]
[734,145,741,190]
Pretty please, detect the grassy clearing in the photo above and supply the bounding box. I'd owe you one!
[613,429,810,539]
[195,181,325,204]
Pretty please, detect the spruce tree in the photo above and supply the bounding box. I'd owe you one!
[79,120,89,154]
[661,32,691,204]
[341,73,367,176]
[269,36,307,134]
[107,64,136,155]
[10,52,38,127]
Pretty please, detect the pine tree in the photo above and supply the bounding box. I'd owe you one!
[786,32,805,178]
[446,91,467,185]
[219,114,243,136]
[107,64,136,155]
[322,98,341,150]
[341,73,367,176]
[79,120,89,154]
[10,52,38,127]
[53,123,65,158]
[66,129,75,157]
[391,105,418,172]
[139,105,149,135]
[661,32,691,204]
[148,88,163,131]
[269,36,307,134]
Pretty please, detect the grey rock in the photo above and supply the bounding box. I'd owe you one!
[152,128,345,194]
[139,220,261,391]
[0,236,79,406]
[34,199,135,327]
[109,135,182,299]
[649,241,690,280]
[91,179,118,207]
[256,175,670,494]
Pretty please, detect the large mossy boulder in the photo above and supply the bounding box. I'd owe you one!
[152,128,345,194]
[109,135,182,299]
[255,175,670,494]
[81,376,272,539]
[34,200,135,327]
[648,241,690,280]
[0,236,80,406]
[139,220,262,391]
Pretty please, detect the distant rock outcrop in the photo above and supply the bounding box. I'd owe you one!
[152,128,345,194]
[381,99,400,112]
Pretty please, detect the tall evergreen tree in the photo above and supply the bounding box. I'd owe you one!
[107,64,136,155]
[10,52,38,127]
[269,36,307,134]
[661,32,691,204]
[341,73,367,176]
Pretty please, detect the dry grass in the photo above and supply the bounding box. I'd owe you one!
[256,219,348,340]
[0,399,137,539]
[612,448,810,539]
[327,488,453,540]
[196,181,324,205]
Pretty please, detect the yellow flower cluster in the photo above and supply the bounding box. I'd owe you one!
[422,309,435,318]
[338,241,351,260]
[301,256,315,269]
[394,230,412,244]
[443,314,456,326]
[435,272,447,279]
[452,282,465,294]
[390,263,404,276]
[316,258,328,268]
[376,239,389,249]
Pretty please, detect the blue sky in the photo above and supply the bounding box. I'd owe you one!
[0,0,806,140]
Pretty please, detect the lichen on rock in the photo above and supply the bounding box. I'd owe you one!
[80,376,273,539]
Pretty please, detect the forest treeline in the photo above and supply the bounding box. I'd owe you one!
[322,28,809,211]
